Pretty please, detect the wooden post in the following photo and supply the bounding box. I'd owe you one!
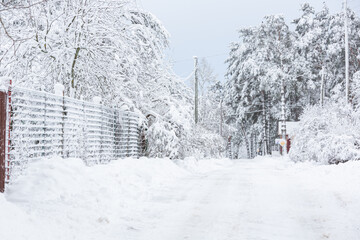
[0,90,7,192]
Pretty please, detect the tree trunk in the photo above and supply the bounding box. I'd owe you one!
[250,133,254,158]
[266,91,271,155]
[262,90,268,156]
[244,134,251,159]
[254,132,257,157]
[71,47,81,98]
[320,65,325,106]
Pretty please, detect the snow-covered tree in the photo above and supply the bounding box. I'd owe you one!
[1,0,222,159]
[224,15,294,158]
[225,4,360,159]
[293,3,360,106]
[1,0,170,102]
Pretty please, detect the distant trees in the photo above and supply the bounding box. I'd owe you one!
[224,3,360,159]
[224,15,293,158]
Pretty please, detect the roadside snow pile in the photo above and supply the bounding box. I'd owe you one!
[1,157,189,240]
[289,102,360,164]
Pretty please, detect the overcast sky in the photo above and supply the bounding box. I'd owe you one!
[139,0,359,81]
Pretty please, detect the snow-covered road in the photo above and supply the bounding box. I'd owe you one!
[1,156,360,240]
[138,158,360,240]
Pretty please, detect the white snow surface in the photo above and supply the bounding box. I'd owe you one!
[0,76,10,92]
[1,156,360,239]
[54,83,64,96]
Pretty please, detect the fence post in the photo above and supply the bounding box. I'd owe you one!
[0,90,7,193]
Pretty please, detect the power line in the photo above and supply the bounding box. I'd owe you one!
[179,69,195,82]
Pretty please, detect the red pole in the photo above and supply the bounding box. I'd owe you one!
[7,80,12,183]
[0,89,7,193]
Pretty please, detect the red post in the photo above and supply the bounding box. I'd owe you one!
[7,80,11,183]
[0,90,7,193]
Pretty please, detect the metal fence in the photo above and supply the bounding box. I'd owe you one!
[0,85,146,191]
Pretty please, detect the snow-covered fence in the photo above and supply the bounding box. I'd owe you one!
[2,86,145,185]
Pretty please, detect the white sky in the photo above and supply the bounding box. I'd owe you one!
[139,0,360,81]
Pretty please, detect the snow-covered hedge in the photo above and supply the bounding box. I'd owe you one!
[289,102,360,164]
[182,127,225,159]
[146,118,225,159]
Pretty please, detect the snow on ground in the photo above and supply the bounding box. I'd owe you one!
[1,156,360,240]
[1,157,190,240]
[176,157,233,173]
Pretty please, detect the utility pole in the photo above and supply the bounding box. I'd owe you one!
[219,99,223,137]
[344,0,350,103]
[194,56,199,124]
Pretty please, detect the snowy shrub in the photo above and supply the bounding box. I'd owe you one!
[144,78,226,159]
[289,102,360,164]
[146,118,183,159]
[182,126,226,159]
[146,117,225,160]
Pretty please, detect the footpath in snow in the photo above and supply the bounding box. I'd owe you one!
[1,156,360,240]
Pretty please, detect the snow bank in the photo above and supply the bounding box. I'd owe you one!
[6,156,188,203]
[1,156,189,240]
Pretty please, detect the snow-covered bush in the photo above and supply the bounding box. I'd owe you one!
[146,118,183,159]
[289,102,360,164]
[182,126,226,159]
[146,116,226,159]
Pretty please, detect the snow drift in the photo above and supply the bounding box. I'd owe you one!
[1,157,188,240]
[0,156,233,240]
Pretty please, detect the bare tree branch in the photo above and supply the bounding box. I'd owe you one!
[0,0,47,13]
